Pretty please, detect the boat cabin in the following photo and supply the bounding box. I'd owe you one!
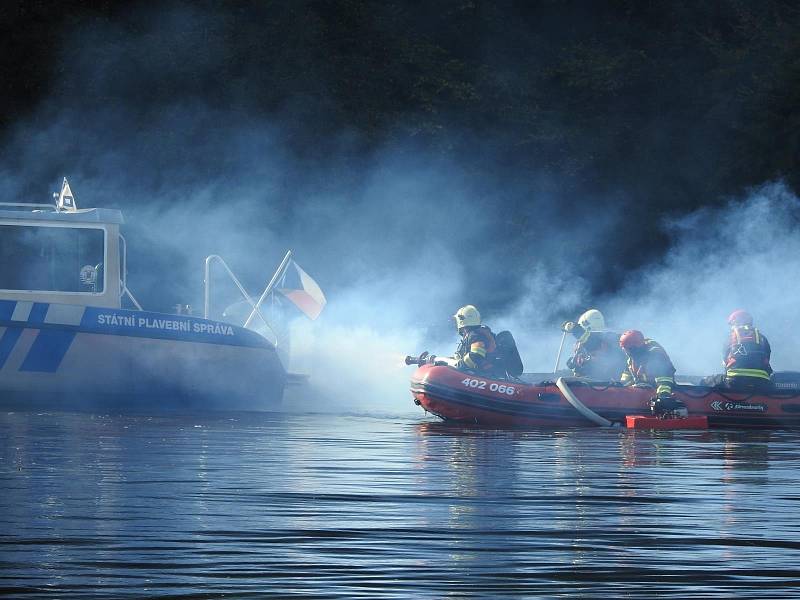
[0,202,128,309]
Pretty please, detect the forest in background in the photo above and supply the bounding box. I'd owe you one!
[0,0,798,309]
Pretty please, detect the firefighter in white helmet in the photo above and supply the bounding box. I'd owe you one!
[450,305,498,373]
[561,309,627,380]
[415,305,520,378]
[420,305,498,372]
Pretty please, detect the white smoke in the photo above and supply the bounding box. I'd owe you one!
[3,3,799,418]
[607,181,799,375]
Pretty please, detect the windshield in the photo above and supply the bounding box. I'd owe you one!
[0,224,105,293]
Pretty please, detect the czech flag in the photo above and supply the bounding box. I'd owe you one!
[277,260,327,320]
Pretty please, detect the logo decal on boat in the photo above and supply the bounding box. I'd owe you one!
[710,400,767,412]
[95,312,234,336]
[774,382,800,390]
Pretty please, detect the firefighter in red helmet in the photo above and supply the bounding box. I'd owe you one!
[722,310,772,390]
[619,330,688,418]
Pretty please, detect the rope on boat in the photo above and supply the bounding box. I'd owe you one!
[553,330,567,373]
[677,384,800,401]
[556,377,617,428]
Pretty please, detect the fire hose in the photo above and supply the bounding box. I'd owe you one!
[555,377,617,427]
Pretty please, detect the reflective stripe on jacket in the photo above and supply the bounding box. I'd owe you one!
[622,339,676,395]
[455,326,497,372]
[724,326,772,380]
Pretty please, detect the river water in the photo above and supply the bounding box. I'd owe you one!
[2,408,800,598]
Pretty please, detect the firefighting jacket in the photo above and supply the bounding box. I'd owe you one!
[621,339,676,397]
[724,325,772,381]
[568,330,628,380]
[455,325,498,373]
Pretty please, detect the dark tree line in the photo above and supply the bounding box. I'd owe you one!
[0,0,798,302]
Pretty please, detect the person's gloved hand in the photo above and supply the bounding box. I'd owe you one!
[565,357,576,370]
[418,351,429,363]
[425,354,437,365]
[561,321,576,332]
[651,394,680,415]
[649,397,662,414]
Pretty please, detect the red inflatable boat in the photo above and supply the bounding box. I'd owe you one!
[409,364,800,429]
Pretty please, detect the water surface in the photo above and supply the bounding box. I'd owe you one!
[2,410,800,598]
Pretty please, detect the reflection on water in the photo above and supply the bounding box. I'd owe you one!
[2,411,800,598]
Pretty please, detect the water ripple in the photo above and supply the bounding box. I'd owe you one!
[2,411,800,598]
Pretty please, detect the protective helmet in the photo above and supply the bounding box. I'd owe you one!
[727,309,753,327]
[619,329,646,351]
[578,309,606,332]
[454,305,481,330]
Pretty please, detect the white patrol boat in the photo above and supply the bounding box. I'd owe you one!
[0,179,318,412]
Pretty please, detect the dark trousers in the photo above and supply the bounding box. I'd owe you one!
[701,373,772,392]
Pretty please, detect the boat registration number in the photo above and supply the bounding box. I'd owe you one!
[461,378,515,396]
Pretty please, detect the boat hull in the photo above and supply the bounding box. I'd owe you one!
[0,301,286,412]
[410,365,800,429]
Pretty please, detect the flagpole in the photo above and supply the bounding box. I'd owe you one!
[244,250,292,329]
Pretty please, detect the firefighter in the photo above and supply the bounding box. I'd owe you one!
[619,329,688,418]
[449,305,498,374]
[722,310,772,391]
[416,306,500,374]
[561,309,627,380]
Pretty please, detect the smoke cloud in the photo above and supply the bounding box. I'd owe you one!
[2,4,798,416]
[606,182,800,376]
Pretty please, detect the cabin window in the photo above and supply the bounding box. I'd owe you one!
[0,225,105,293]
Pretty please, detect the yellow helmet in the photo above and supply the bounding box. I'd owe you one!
[454,305,481,330]
[578,309,605,332]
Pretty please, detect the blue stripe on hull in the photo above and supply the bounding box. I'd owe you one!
[27,303,49,324]
[0,301,15,321]
[0,327,23,369]
[0,302,274,380]
[19,329,76,373]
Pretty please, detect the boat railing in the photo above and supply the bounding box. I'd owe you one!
[119,234,142,310]
[203,254,282,347]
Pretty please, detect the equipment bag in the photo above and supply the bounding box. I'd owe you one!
[495,330,524,378]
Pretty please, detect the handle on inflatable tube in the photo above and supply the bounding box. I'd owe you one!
[555,377,618,427]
